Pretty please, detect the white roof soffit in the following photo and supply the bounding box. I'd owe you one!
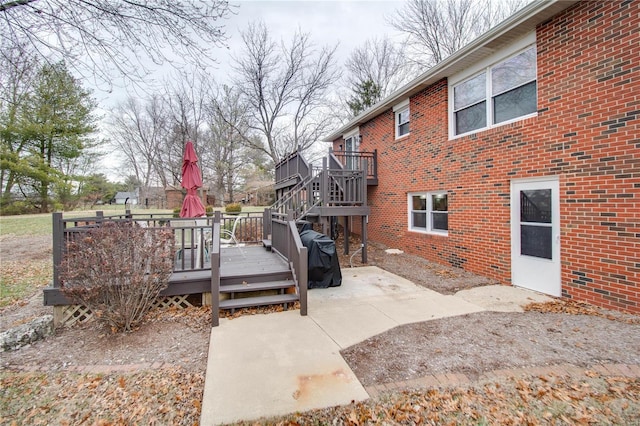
[323,0,577,142]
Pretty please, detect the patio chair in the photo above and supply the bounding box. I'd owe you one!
[220,215,242,247]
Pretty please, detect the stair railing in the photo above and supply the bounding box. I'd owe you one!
[268,210,308,316]
[286,211,308,316]
[270,172,316,213]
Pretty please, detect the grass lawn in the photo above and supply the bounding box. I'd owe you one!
[0,206,267,237]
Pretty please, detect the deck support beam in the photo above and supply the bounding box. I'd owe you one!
[361,215,368,263]
[343,216,350,255]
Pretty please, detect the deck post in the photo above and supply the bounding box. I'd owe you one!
[299,245,308,316]
[52,212,63,288]
[361,215,368,263]
[211,210,221,327]
[374,149,378,178]
[344,216,349,255]
[286,210,293,259]
[263,208,271,240]
[322,157,329,206]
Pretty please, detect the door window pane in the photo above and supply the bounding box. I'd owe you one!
[520,225,552,259]
[520,189,551,223]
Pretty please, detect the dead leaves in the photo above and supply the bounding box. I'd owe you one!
[248,372,640,426]
[0,258,52,308]
[145,305,211,331]
[524,300,640,324]
[0,367,205,425]
[220,301,301,320]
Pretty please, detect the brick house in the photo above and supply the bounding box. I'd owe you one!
[323,0,639,313]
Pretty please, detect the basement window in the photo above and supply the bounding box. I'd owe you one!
[408,191,448,235]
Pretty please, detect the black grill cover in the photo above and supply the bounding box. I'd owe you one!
[299,229,342,289]
[296,220,313,233]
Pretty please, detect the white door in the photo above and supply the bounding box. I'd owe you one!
[510,177,561,296]
[344,135,359,170]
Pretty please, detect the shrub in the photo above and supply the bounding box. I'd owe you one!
[205,205,214,217]
[59,221,174,332]
[225,203,242,214]
[173,207,181,218]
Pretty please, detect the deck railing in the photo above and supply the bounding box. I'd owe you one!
[274,149,311,186]
[331,149,377,181]
[51,210,266,287]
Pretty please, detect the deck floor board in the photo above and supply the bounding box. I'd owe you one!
[220,246,289,278]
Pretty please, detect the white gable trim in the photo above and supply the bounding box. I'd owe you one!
[342,127,360,139]
[392,98,410,112]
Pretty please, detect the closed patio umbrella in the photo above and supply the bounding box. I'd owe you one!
[180,141,206,218]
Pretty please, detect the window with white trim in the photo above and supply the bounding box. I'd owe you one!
[452,45,537,136]
[393,99,410,138]
[408,192,448,234]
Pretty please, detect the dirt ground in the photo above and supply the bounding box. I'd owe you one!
[1,233,639,376]
[1,232,639,424]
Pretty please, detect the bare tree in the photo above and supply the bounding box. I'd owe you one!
[390,0,530,67]
[0,0,232,89]
[206,85,251,205]
[344,36,413,116]
[109,96,169,190]
[231,21,341,163]
[162,72,212,186]
[346,36,411,100]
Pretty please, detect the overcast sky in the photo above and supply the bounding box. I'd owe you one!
[94,1,404,106]
[97,0,405,178]
[220,0,405,78]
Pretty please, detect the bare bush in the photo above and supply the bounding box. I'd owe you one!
[60,222,174,332]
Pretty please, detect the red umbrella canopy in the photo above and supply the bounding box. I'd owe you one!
[181,141,203,190]
[180,141,206,218]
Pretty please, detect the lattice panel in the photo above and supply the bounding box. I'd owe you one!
[56,295,197,326]
[60,304,93,326]
[152,294,195,309]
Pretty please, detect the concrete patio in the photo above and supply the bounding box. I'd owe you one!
[200,266,552,425]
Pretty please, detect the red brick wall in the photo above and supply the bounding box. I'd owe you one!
[333,1,639,313]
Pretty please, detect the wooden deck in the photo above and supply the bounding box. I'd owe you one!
[220,246,289,279]
[44,245,290,305]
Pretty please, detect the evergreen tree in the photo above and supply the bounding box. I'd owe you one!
[347,79,383,117]
[15,62,98,212]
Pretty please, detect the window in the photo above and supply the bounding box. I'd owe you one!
[408,192,448,234]
[452,45,537,137]
[393,99,410,138]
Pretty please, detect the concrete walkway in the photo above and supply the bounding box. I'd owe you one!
[200,266,553,425]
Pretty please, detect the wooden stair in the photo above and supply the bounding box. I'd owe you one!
[218,247,300,312]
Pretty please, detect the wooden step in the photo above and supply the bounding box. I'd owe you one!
[219,294,299,310]
[262,239,272,251]
[221,270,292,286]
[220,280,295,293]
